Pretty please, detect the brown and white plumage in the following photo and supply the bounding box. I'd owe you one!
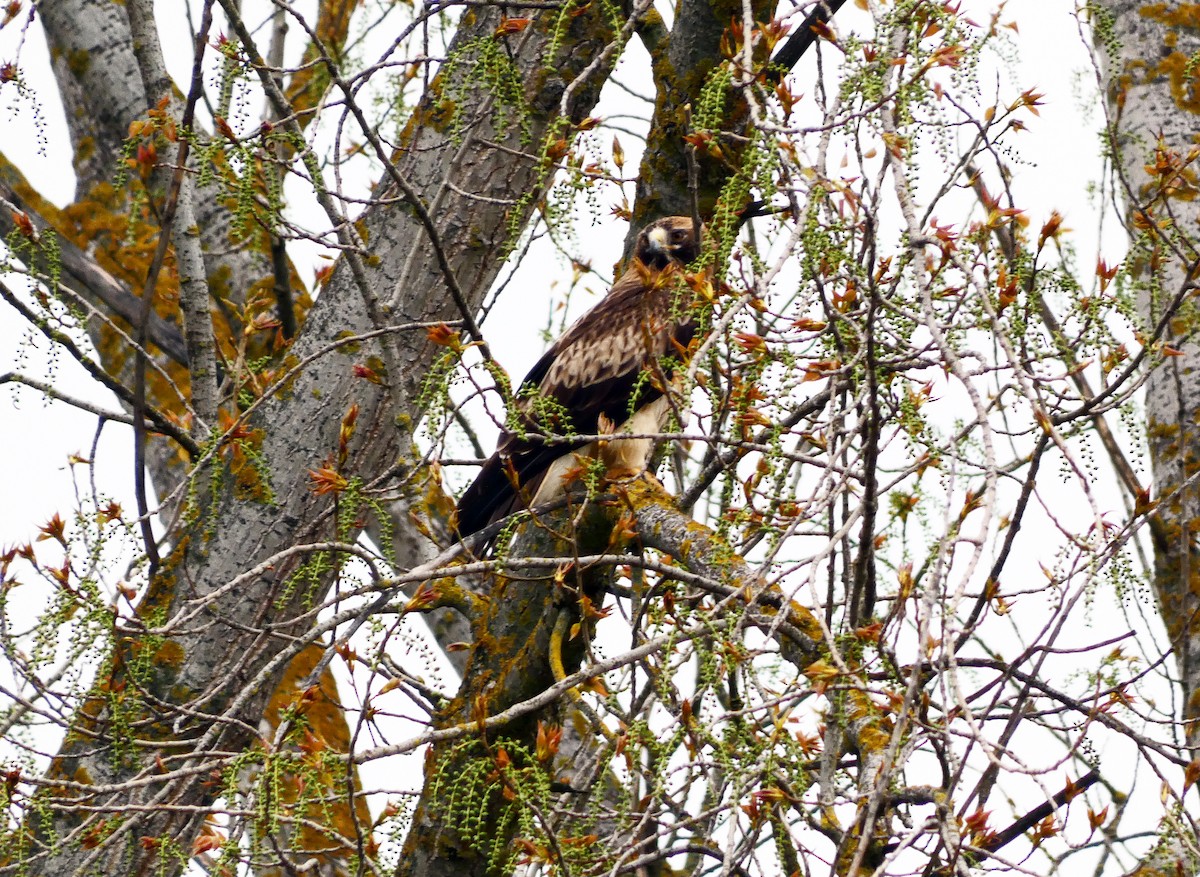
[454,216,702,540]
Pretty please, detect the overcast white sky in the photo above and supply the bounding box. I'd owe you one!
[0,0,1123,550]
[0,2,1173,867]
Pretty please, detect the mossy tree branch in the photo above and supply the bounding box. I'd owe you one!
[16,0,625,873]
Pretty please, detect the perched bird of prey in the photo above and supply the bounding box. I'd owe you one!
[454,216,703,540]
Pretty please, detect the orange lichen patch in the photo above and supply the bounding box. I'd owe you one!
[397,76,455,148]
[396,470,458,552]
[215,416,271,502]
[41,178,198,412]
[788,600,824,642]
[284,0,363,126]
[261,645,353,754]
[1152,51,1200,114]
[847,689,893,753]
[1130,6,1200,113]
[258,643,373,867]
[1140,3,1200,30]
[153,638,186,670]
[0,152,60,223]
[64,184,161,286]
[7,116,311,427]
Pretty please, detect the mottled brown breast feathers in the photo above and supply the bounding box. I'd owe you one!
[454,217,703,541]
[540,267,684,394]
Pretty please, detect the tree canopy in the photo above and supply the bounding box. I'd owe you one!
[0,1,1197,876]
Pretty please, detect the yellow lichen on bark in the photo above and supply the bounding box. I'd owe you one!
[1140,3,1200,30]
[256,643,375,870]
[1133,4,1200,112]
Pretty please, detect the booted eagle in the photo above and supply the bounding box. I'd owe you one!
[455,216,702,540]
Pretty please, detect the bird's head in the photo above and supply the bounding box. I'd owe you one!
[636,216,703,270]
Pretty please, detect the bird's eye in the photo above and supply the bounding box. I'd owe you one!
[671,229,686,241]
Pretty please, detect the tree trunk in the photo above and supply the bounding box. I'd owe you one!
[18,1,621,873]
[1096,0,1200,757]
[1096,4,1200,874]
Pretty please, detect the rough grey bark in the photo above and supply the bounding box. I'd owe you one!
[38,0,270,489]
[19,2,622,875]
[126,0,221,433]
[1096,1,1200,751]
[1096,4,1200,874]
[37,0,462,654]
[40,0,267,309]
[21,2,1193,875]
[395,476,863,877]
[399,504,616,877]
[627,0,771,243]
[38,1,146,190]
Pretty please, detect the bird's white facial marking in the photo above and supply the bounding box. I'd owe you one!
[647,226,669,252]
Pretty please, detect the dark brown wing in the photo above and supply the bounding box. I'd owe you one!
[454,264,694,539]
